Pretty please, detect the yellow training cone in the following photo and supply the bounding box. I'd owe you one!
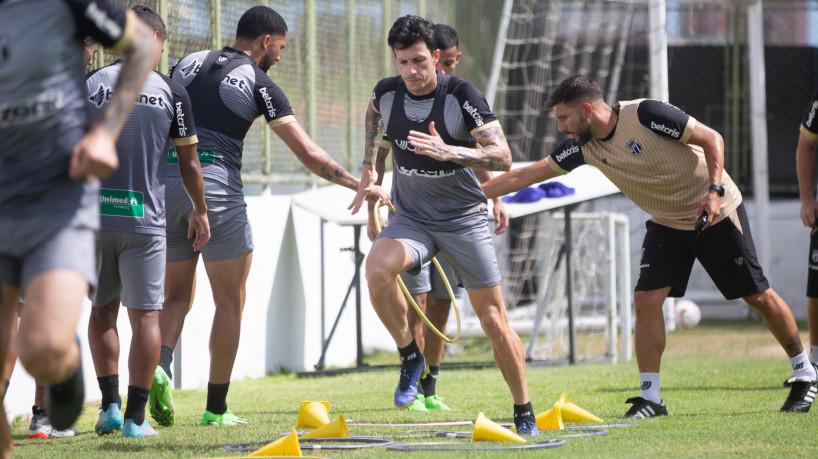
[471,412,525,442]
[296,401,331,428]
[299,414,349,440]
[248,429,302,457]
[557,393,603,423]
[535,403,565,431]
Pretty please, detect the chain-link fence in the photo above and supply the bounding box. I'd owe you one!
[103,0,505,185]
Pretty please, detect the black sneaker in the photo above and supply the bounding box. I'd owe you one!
[783,376,797,387]
[46,341,85,431]
[624,396,668,419]
[780,367,818,413]
[513,414,539,437]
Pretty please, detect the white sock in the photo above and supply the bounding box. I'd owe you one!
[789,351,817,380]
[639,372,661,404]
[810,345,818,366]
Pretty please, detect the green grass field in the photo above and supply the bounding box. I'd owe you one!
[8,320,818,458]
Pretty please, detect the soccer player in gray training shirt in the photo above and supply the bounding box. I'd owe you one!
[348,15,538,436]
[85,5,209,438]
[0,0,158,445]
[155,5,360,426]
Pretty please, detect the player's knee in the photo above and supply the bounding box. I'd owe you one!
[478,308,508,340]
[365,258,394,286]
[743,288,786,314]
[17,335,73,381]
[633,290,665,315]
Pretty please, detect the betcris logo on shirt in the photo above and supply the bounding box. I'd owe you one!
[650,121,680,139]
[462,100,484,127]
[555,144,580,163]
[807,100,818,128]
[175,101,188,136]
[259,87,276,118]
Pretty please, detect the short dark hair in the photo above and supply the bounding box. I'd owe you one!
[236,6,288,41]
[433,24,459,51]
[545,75,603,108]
[132,5,167,41]
[388,15,436,53]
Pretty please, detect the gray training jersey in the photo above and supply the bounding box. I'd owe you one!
[373,74,501,231]
[86,63,198,236]
[168,47,296,193]
[0,0,131,250]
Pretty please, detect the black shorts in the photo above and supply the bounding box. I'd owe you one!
[806,227,818,298]
[634,203,769,300]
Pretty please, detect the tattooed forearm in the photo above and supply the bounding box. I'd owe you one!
[319,159,359,191]
[448,127,511,171]
[364,103,384,166]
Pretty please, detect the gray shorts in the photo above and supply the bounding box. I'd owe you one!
[399,254,465,300]
[92,232,165,311]
[378,214,500,291]
[0,203,97,291]
[166,178,253,262]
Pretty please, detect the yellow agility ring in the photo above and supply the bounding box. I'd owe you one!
[373,201,461,343]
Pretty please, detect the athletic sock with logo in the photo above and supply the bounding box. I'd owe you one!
[398,340,421,364]
[810,345,818,367]
[123,386,150,425]
[158,345,173,379]
[206,382,230,415]
[98,374,122,409]
[513,402,534,420]
[790,351,817,380]
[421,366,439,396]
[639,372,661,404]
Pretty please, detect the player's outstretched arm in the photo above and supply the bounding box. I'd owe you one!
[475,169,509,234]
[687,122,725,229]
[273,121,359,192]
[350,101,392,215]
[408,121,511,172]
[176,143,210,251]
[796,132,818,227]
[69,15,158,180]
[481,160,559,200]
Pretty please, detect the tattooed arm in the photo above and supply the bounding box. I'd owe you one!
[69,15,158,180]
[273,121,359,191]
[349,100,392,215]
[407,121,512,172]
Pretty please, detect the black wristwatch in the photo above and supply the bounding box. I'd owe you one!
[708,184,725,197]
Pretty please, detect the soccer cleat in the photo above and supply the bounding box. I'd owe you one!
[780,368,818,413]
[514,414,539,437]
[27,413,78,439]
[624,396,668,418]
[149,366,175,426]
[424,394,452,411]
[406,394,428,412]
[201,409,248,426]
[783,376,797,387]
[46,343,85,431]
[394,354,429,408]
[122,419,159,438]
[95,403,124,435]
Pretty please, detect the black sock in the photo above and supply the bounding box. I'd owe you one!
[97,374,121,409]
[206,382,230,415]
[123,386,150,425]
[398,340,421,364]
[421,366,439,396]
[158,346,174,379]
[513,401,534,421]
[32,405,45,416]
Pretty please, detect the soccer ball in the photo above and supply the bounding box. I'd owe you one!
[676,299,701,330]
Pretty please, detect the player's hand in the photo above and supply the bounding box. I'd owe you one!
[696,190,721,230]
[492,198,509,235]
[367,208,385,241]
[408,122,452,161]
[188,209,210,251]
[349,168,391,214]
[68,127,119,180]
[800,197,818,228]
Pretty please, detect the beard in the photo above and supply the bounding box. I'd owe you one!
[575,119,593,145]
[259,53,275,72]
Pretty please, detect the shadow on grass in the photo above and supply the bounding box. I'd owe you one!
[597,385,780,393]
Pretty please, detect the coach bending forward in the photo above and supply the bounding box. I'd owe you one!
[482,75,818,417]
